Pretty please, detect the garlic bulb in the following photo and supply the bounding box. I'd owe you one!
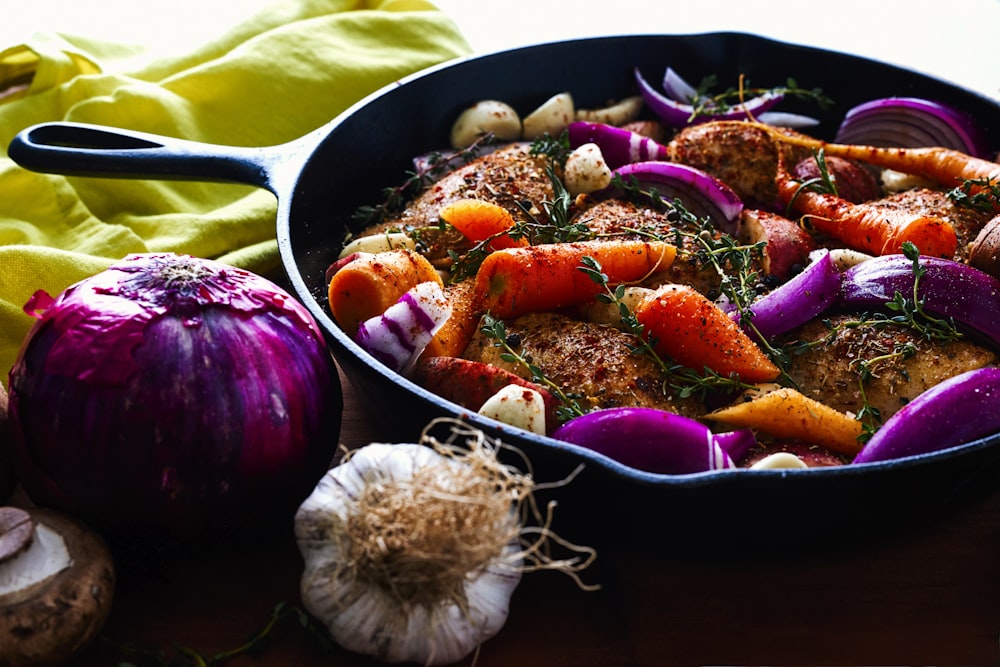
[295,434,527,665]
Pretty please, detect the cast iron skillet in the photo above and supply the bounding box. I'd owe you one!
[9,33,1000,555]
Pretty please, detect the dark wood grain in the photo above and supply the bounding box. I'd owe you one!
[68,367,1000,666]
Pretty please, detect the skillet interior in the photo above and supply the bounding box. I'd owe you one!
[276,33,1000,554]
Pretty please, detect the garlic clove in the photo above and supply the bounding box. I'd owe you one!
[575,95,644,126]
[750,451,809,470]
[522,92,575,140]
[478,384,547,434]
[450,100,521,148]
[564,143,613,196]
[337,232,415,259]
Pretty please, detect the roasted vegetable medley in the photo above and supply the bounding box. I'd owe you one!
[326,67,1000,474]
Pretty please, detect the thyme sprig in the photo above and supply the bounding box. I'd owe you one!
[687,75,833,122]
[351,133,496,227]
[785,148,838,216]
[947,175,1000,214]
[479,314,586,422]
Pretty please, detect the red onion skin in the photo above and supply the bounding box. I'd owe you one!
[7,254,342,538]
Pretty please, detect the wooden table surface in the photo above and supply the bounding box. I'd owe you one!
[60,366,1000,667]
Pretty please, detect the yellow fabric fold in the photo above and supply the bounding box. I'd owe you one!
[0,0,471,376]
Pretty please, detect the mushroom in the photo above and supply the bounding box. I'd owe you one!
[0,381,13,503]
[0,506,115,667]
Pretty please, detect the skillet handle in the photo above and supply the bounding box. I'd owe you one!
[8,122,290,191]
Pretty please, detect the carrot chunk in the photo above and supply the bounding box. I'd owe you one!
[634,283,781,383]
[328,249,442,336]
[474,240,676,319]
[439,198,527,251]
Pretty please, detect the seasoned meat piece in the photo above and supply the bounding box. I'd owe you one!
[667,120,810,209]
[783,313,996,423]
[571,197,722,296]
[462,311,703,417]
[363,143,553,237]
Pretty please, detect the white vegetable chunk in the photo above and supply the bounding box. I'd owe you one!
[564,142,613,196]
[478,384,547,434]
[522,92,575,140]
[337,232,415,259]
[750,452,809,470]
[575,95,643,126]
[450,100,521,148]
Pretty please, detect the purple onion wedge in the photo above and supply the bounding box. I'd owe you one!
[839,254,1000,348]
[834,97,991,159]
[608,161,744,236]
[551,407,756,474]
[853,367,1000,464]
[634,67,783,128]
[567,121,668,169]
[739,249,841,340]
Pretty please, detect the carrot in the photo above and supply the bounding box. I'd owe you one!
[634,283,781,383]
[765,125,1000,206]
[419,279,482,359]
[328,249,442,336]
[708,386,864,457]
[439,198,527,251]
[775,164,958,258]
[474,240,676,319]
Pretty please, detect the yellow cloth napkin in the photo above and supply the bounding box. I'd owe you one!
[0,0,470,377]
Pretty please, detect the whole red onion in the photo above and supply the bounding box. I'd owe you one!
[6,253,342,538]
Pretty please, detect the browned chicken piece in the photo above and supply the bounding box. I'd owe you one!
[783,313,996,423]
[462,311,703,417]
[361,143,553,238]
[571,197,723,296]
[666,120,811,209]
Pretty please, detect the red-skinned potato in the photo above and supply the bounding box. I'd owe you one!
[792,155,882,204]
[0,506,115,667]
[738,208,816,280]
[412,357,560,432]
[969,215,1000,279]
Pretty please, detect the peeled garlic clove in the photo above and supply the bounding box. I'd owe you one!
[450,100,522,148]
[750,452,809,470]
[337,232,415,259]
[522,92,575,140]
[478,384,547,434]
[575,95,644,126]
[564,143,613,196]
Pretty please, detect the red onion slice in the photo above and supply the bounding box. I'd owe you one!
[634,67,783,127]
[552,407,755,474]
[567,121,668,169]
[609,161,744,236]
[739,249,841,340]
[834,97,991,159]
[839,254,1000,348]
[853,367,1000,464]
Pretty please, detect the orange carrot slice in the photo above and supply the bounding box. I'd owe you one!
[328,249,442,336]
[439,198,527,251]
[634,283,781,383]
[474,240,676,319]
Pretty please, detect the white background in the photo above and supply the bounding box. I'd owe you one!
[0,0,997,101]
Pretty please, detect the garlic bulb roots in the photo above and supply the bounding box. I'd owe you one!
[295,420,593,665]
